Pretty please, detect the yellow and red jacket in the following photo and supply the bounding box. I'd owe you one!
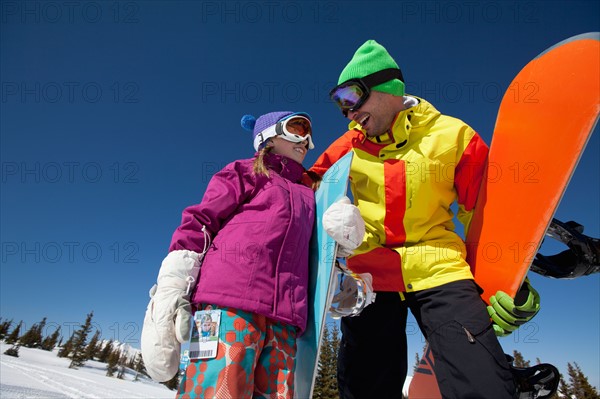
[310,97,488,292]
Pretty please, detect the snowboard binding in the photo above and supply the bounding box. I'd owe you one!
[531,218,599,279]
[329,261,376,319]
[507,355,560,399]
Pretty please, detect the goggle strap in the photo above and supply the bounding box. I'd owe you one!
[360,68,404,88]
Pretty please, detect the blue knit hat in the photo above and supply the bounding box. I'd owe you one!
[241,111,312,151]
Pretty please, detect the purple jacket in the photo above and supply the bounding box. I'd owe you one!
[170,153,315,333]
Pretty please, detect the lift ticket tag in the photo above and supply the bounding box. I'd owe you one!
[189,309,221,360]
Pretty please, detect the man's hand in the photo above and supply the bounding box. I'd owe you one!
[487,278,540,337]
[323,196,365,258]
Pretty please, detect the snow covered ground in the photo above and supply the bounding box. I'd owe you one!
[0,343,173,399]
[1,342,413,398]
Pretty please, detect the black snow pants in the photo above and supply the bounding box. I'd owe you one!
[337,279,516,399]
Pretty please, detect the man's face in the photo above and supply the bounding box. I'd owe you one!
[346,91,396,137]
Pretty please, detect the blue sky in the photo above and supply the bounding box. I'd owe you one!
[1,0,598,388]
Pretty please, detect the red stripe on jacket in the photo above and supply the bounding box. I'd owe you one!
[384,159,407,246]
[455,134,489,211]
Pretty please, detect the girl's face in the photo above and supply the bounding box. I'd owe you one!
[201,321,212,332]
[269,136,309,165]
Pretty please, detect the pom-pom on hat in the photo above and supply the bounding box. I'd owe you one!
[338,40,405,97]
[241,111,311,151]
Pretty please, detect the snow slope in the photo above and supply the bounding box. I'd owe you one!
[1,342,413,398]
[0,343,173,399]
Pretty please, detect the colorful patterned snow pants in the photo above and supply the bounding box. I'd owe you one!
[176,306,297,399]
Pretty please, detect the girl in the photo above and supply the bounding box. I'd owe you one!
[142,111,318,398]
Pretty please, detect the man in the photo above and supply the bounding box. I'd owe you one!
[311,40,540,398]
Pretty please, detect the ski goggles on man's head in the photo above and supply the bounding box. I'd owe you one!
[255,113,315,150]
[329,68,404,117]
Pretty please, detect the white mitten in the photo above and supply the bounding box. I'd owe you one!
[141,250,202,382]
[323,196,365,258]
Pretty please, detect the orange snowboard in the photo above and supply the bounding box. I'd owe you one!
[466,32,600,302]
[409,32,599,398]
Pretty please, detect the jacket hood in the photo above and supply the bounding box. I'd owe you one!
[389,96,441,144]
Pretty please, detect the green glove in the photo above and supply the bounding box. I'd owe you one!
[487,278,540,337]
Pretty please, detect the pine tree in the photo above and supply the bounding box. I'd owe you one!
[116,350,129,379]
[162,372,180,391]
[566,362,582,397]
[133,353,146,381]
[413,351,421,372]
[35,317,46,346]
[505,353,599,399]
[554,374,570,399]
[512,350,531,368]
[563,362,600,399]
[57,334,73,358]
[413,343,428,372]
[313,324,328,398]
[574,363,599,398]
[313,323,339,399]
[84,330,101,360]
[41,327,61,351]
[18,325,37,348]
[68,312,94,369]
[4,321,23,345]
[106,348,120,377]
[18,317,47,348]
[4,344,20,357]
[0,318,13,340]
[98,340,114,363]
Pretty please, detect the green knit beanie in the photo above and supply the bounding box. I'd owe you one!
[338,40,405,96]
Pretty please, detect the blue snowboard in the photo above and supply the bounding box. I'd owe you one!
[295,152,353,399]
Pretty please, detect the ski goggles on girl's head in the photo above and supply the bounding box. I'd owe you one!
[329,68,404,117]
[256,113,315,150]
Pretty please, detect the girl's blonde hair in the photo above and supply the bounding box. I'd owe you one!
[253,145,272,177]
